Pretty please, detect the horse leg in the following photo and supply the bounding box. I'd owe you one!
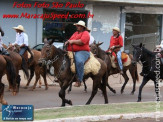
[67,82,72,94]
[86,78,100,105]
[129,67,136,95]
[137,77,149,102]
[41,71,48,90]
[25,65,34,89]
[59,80,73,107]
[38,78,42,88]
[106,82,116,94]
[31,72,40,91]
[121,71,129,94]
[83,79,87,92]
[0,82,8,105]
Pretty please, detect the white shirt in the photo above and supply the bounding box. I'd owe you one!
[0,32,3,49]
[89,34,95,45]
[13,32,28,46]
[160,40,163,49]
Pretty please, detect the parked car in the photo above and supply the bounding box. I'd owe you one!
[32,42,64,76]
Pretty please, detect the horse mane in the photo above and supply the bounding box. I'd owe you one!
[142,47,155,57]
[98,46,107,55]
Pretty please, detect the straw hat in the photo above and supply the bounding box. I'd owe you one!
[113,27,120,33]
[74,20,89,30]
[13,25,25,32]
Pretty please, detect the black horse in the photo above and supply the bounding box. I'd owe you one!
[132,43,163,102]
[38,40,109,106]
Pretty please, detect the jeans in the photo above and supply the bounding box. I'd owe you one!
[0,47,10,56]
[75,51,90,82]
[117,50,123,70]
[19,46,28,56]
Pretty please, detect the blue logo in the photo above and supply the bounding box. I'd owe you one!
[2,105,33,121]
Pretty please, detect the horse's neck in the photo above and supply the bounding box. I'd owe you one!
[141,49,155,68]
[98,47,106,60]
[52,48,69,73]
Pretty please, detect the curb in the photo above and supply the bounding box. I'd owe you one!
[34,112,163,122]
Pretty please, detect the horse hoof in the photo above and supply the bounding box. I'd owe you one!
[69,100,73,105]
[113,90,116,94]
[83,90,87,93]
[12,92,17,96]
[39,86,42,88]
[137,100,141,102]
[130,92,134,95]
[24,86,28,89]
[121,91,124,94]
[45,87,48,90]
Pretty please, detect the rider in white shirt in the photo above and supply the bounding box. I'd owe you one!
[11,25,29,56]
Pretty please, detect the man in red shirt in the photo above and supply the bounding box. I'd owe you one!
[109,27,123,74]
[65,20,90,87]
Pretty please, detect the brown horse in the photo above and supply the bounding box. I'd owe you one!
[90,42,139,94]
[25,49,48,90]
[38,40,108,106]
[0,55,17,105]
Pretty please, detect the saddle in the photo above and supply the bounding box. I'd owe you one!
[67,51,101,75]
[110,52,131,68]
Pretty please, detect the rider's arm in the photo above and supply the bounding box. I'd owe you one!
[23,33,28,47]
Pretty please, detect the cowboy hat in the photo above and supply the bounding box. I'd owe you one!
[74,20,89,30]
[113,27,120,33]
[12,25,25,32]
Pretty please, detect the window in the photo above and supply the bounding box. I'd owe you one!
[125,13,162,51]
[43,9,88,42]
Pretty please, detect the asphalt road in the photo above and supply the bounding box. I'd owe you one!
[1,64,163,110]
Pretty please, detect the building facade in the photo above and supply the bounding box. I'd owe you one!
[1,0,163,51]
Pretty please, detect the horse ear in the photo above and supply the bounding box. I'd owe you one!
[49,39,54,45]
[97,42,103,46]
[44,38,48,44]
[139,43,143,47]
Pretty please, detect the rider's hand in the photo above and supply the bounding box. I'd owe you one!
[65,40,69,45]
[111,46,115,49]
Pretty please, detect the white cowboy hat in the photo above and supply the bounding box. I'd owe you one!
[12,25,25,32]
[113,27,120,33]
[74,20,89,30]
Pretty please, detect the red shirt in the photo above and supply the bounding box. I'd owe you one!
[109,35,123,48]
[67,31,90,52]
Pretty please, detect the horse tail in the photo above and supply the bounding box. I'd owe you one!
[135,65,139,82]
[29,65,35,81]
[21,56,29,79]
[4,56,16,87]
[26,47,33,64]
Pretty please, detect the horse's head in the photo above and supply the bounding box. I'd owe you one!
[132,43,145,65]
[38,39,55,67]
[90,41,103,56]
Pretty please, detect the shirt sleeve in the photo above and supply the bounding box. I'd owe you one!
[109,37,113,48]
[119,36,123,47]
[23,33,28,46]
[80,31,90,44]
[160,40,163,49]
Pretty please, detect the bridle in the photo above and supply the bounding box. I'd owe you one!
[39,44,67,79]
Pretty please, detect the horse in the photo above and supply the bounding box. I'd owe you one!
[0,55,17,105]
[132,43,163,102]
[38,40,109,106]
[24,49,48,90]
[90,42,139,94]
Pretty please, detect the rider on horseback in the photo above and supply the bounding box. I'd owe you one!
[10,25,29,56]
[107,27,123,74]
[0,27,9,56]
[65,20,90,87]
